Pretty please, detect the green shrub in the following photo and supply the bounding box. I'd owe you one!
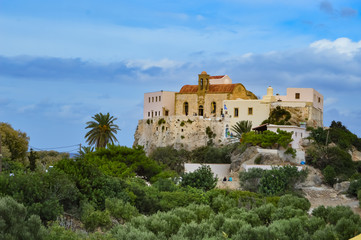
[180,121,185,127]
[277,194,311,211]
[254,155,263,164]
[323,165,337,186]
[105,198,139,222]
[0,196,46,240]
[242,129,293,149]
[158,118,166,125]
[181,165,217,191]
[239,168,264,192]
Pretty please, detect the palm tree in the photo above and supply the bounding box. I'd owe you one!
[75,146,95,159]
[85,113,120,148]
[231,120,252,139]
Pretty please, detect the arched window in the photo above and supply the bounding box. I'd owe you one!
[211,102,216,114]
[198,105,204,116]
[183,102,189,116]
[200,78,203,90]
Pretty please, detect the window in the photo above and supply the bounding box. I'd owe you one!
[234,108,239,117]
[165,110,169,116]
[295,93,300,99]
[148,112,150,117]
[183,102,189,116]
[155,111,157,116]
[200,78,203,90]
[156,96,158,102]
[318,97,321,103]
[159,96,161,101]
[198,105,204,116]
[149,97,150,103]
[159,111,160,116]
[211,102,216,114]
[248,107,253,115]
[152,97,154,102]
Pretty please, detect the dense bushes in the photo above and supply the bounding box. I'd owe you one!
[242,129,293,149]
[239,166,307,196]
[181,165,217,191]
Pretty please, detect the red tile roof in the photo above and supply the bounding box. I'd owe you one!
[179,84,238,94]
[209,75,225,79]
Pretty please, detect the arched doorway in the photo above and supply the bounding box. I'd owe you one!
[183,102,189,116]
[198,105,204,116]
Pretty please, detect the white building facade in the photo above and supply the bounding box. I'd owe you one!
[143,91,176,119]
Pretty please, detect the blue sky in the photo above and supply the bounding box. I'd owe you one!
[1,0,361,152]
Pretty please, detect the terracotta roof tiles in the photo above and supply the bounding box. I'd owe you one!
[179,84,238,94]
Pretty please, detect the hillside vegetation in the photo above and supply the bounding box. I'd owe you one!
[1,121,361,239]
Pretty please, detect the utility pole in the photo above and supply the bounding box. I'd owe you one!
[0,133,2,173]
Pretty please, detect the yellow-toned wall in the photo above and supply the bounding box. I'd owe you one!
[223,99,270,134]
[175,93,229,117]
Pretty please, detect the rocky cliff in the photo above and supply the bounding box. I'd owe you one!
[133,116,229,154]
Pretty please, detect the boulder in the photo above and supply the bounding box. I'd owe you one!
[230,146,258,172]
[297,166,323,187]
[333,181,350,193]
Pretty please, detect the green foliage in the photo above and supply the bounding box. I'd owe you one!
[242,129,293,149]
[0,170,79,222]
[82,145,166,181]
[180,121,185,127]
[157,118,166,125]
[277,194,311,211]
[306,146,355,179]
[81,202,112,232]
[36,150,70,169]
[309,127,328,145]
[240,166,307,196]
[310,121,361,151]
[347,178,361,197]
[150,146,187,174]
[105,198,139,222]
[75,146,94,160]
[262,106,291,125]
[285,147,296,158]
[55,158,130,210]
[239,168,264,192]
[329,121,361,150]
[28,148,37,171]
[190,144,238,164]
[181,165,217,191]
[85,112,120,148]
[323,165,337,186]
[205,126,216,145]
[0,196,46,240]
[0,122,29,161]
[254,155,263,164]
[231,120,252,139]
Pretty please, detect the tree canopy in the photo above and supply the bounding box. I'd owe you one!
[85,113,120,148]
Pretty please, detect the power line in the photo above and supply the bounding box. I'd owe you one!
[29,144,80,151]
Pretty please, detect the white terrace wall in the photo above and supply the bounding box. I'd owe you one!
[184,163,231,180]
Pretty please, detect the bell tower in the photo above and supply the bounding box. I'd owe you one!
[198,71,210,94]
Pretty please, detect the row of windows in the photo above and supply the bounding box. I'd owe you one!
[147,111,161,117]
[233,107,253,117]
[148,96,162,103]
[147,110,169,118]
[183,101,218,116]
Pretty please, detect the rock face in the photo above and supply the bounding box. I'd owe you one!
[333,181,350,193]
[351,147,361,161]
[297,166,323,187]
[133,116,228,155]
[230,146,259,172]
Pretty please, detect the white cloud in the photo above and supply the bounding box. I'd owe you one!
[310,37,361,57]
[323,97,337,106]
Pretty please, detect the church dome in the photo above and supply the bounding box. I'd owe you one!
[201,71,207,74]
